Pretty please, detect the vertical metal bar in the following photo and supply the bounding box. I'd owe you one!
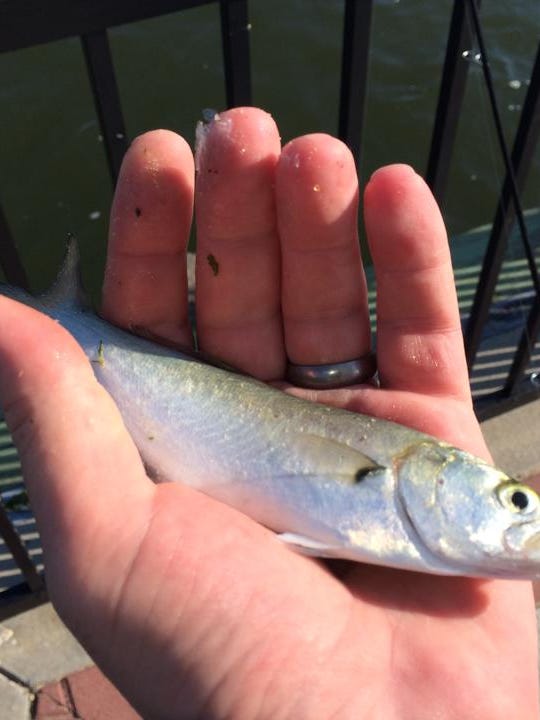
[0,501,44,593]
[503,296,540,396]
[338,0,373,167]
[425,0,480,205]
[81,30,128,185]
[466,0,540,298]
[220,0,252,108]
[0,204,29,290]
[465,42,540,369]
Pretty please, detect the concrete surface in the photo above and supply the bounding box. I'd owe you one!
[482,400,540,479]
[0,673,31,718]
[0,604,93,719]
[0,603,91,689]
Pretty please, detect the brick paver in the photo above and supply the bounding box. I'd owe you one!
[35,666,141,719]
[34,679,73,717]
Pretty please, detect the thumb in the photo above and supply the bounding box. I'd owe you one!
[0,296,154,619]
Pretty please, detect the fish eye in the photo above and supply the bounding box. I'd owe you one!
[497,483,539,514]
[511,490,529,510]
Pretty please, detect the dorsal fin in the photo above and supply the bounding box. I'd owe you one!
[40,234,90,310]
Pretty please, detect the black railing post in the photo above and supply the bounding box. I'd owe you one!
[426,0,480,205]
[465,41,540,370]
[338,0,373,168]
[0,501,44,593]
[466,0,540,295]
[503,297,540,397]
[81,30,128,185]
[0,204,29,289]
[465,44,540,374]
[220,0,252,108]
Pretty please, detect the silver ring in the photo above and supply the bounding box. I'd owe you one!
[286,352,377,389]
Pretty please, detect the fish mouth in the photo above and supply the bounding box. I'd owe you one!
[481,524,540,578]
[524,531,540,553]
[504,522,540,558]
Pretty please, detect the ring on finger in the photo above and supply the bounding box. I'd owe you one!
[286,352,377,390]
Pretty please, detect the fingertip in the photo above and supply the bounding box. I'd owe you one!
[217,106,279,135]
[368,163,417,183]
[280,133,355,165]
[364,164,424,208]
[110,129,194,255]
[364,164,447,271]
[104,129,195,343]
[195,106,281,231]
[122,130,195,210]
[195,107,280,171]
[276,133,359,241]
[279,134,357,193]
[129,129,194,166]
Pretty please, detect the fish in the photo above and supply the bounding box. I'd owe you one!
[2,240,540,579]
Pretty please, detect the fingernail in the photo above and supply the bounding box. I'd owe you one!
[368,164,417,183]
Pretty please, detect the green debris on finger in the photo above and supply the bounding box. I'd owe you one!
[91,340,105,367]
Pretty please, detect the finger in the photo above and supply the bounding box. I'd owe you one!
[364,165,470,400]
[103,130,195,345]
[195,108,284,380]
[276,135,370,364]
[0,297,154,610]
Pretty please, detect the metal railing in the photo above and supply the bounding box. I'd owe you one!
[0,0,538,613]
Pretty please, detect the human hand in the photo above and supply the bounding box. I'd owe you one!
[0,107,537,719]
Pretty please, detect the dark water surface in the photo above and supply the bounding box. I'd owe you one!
[0,0,539,299]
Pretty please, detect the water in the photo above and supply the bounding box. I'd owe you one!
[0,0,539,299]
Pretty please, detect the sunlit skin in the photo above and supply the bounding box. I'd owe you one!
[0,107,537,719]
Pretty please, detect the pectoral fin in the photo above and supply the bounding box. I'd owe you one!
[291,434,382,485]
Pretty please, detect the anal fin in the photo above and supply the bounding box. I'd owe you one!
[277,532,340,558]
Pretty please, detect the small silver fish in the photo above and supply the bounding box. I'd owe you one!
[2,241,540,579]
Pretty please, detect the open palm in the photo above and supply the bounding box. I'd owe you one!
[0,108,537,719]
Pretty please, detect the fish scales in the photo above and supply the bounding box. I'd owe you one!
[2,240,540,579]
